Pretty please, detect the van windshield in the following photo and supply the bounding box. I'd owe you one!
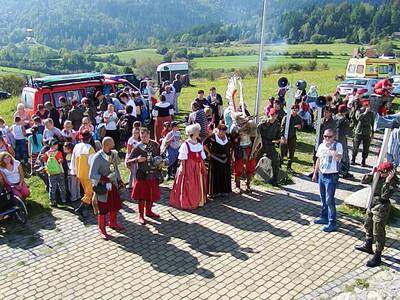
[53,90,84,107]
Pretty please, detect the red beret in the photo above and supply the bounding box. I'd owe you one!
[95,91,102,98]
[338,104,347,113]
[291,104,300,110]
[377,161,393,173]
[268,108,277,116]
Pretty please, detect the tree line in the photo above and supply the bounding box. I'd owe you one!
[0,0,391,50]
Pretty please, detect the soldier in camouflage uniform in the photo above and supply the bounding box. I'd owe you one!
[335,104,353,178]
[280,104,302,172]
[351,104,374,167]
[355,161,397,267]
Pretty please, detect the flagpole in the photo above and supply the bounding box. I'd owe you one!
[255,0,267,124]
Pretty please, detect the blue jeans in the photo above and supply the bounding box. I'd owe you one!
[15,139,27,163]
[318,172,339,225]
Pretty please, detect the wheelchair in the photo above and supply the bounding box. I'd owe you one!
[0,189,28,225]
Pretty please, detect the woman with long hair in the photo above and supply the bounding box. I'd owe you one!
[27,125,43,174]
[0,152,30,200]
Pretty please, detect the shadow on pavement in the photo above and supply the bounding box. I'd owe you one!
[153,215,256,260]
[112,224,215,279]
[190,200,292,237]
[0,212,58,250]
[226,189,314,226]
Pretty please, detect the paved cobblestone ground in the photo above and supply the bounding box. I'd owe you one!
[0,136,399,299]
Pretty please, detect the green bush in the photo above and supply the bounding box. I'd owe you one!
[0,74,25,96]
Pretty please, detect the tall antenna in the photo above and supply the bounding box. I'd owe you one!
[255,0,267,123]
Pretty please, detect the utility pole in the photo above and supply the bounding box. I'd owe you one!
[255,0,267,123]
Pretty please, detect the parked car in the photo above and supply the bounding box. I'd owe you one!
[336,78,379,97]
[0,91,11,99]
[391,75,400,96]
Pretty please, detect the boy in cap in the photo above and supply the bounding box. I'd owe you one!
[355,161,397,267]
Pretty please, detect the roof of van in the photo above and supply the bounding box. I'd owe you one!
[33,72,104,87]
[156,62,189,72]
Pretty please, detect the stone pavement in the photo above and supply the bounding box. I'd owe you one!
[0,137,399,299]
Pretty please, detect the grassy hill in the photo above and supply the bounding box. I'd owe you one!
[189,42,359,56]
[97,48,164,65]
[0,66,47,77]
[191,55,348,72]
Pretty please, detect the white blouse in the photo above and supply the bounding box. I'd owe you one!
[0,160,21,184]
[178,140,206,160]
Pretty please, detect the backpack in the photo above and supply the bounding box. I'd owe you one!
[46,151,62,175]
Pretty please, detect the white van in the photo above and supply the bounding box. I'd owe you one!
[156,62,189,86]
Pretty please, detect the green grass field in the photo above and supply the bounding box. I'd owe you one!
[0,66,47,77]
[192,55,348,72]
[97,48,164,65]
[189,42,360,56]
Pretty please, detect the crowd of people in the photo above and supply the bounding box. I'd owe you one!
[0,75,397,267]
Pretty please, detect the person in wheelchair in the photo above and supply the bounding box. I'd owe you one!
[0,152,30,200]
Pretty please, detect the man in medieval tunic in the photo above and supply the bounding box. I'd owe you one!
[89,137,124,240]
[129,127,161,225]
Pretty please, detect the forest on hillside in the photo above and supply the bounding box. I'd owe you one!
[0,0,394,50]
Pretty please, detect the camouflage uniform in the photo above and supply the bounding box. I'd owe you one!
[361,174,395,252]
[352,109,374,165]
[280,114,302,170]
[335,114,351,176]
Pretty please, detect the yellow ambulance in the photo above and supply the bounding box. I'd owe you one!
[346,57,400,79]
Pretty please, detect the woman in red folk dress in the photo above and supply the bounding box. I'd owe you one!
[169,123,207,210]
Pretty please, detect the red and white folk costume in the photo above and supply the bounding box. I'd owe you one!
[169,123,207,210]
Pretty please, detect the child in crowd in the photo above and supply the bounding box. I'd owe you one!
[162,121,181,180]
[125,127,140,189]
[43,118,63,144]
[27,125,43,174]
[93,123,106,151]
[0,117,14,148]
[61,120,77,143]
[79,117,94,136]
[10,116,27,164]
[63,142,80,202]
[160,121,172,143]
[133,120,142,129]
[32,116,45,135]
[0,135,15,157]
[43,138,67,206]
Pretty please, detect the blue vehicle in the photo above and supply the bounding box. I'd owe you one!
[0,189,28,224]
